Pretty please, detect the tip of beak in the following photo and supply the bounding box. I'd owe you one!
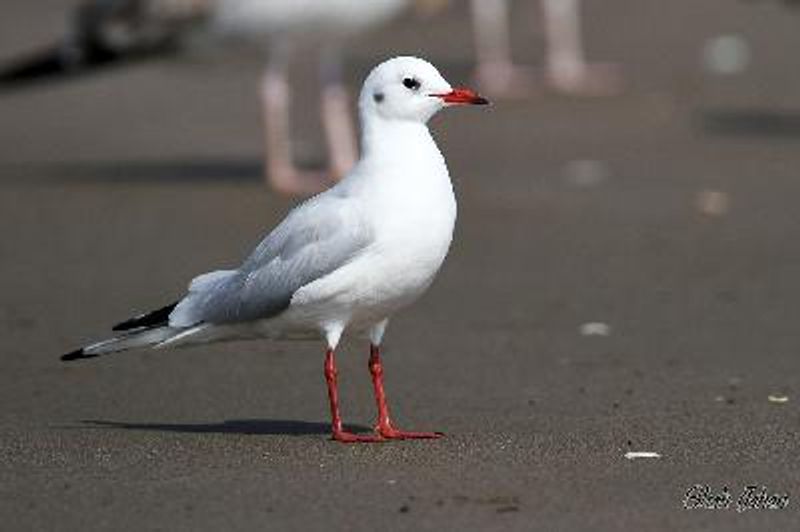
[434,88,491,106]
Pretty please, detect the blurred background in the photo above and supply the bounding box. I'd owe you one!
[2,1,800,530]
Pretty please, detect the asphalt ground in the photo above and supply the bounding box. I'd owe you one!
[2,1,800,530]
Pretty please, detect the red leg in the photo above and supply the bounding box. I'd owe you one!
[324,348,384,443]
[369,345,443,440]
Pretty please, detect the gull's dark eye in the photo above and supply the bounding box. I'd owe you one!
[403,77,421,91]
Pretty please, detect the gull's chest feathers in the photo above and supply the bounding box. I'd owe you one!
[363,131,456,251]
[368,170,456,266]
[288,159,457,326]
[351,162,457,311]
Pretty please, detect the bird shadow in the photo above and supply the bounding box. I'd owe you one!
[76,418,371,436]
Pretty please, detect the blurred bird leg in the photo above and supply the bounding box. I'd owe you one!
[470,0,536,98]
[540,0,621,96]
[261,45,335,196]
[320,47,358,180]
[471,0,621,98]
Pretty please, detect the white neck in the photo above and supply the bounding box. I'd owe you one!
[337,109,452,205]
[360,114,440,162]
[344,109,457,245]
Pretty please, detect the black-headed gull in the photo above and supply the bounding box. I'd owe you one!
[62,56,489,443]
[0,0,411,196]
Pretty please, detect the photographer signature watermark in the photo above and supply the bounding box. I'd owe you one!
[684,484,789,512]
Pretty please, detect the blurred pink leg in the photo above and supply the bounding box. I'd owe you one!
[260,57,336,196]
[320,49,357,180]
[470,0,537,98]
[541,0,622,96]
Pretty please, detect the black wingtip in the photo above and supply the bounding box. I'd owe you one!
[112,302,178,331]
[60,348,97,362]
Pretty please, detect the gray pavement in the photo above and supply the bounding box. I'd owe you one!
[1,1,800,530]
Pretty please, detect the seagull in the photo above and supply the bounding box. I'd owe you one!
[0,0,412,195]
[62,56,489,443]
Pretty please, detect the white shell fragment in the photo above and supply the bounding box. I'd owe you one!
[767,395,789,404]
[580,322,611,336]
[624,451,661,460]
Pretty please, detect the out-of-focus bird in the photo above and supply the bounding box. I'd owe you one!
[470,0,621,97]
[62,56,489,443]
[0,0,411,195]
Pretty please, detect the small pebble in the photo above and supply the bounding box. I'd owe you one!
[580,322,611,336]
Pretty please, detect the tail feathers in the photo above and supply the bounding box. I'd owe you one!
[61,326,177,362]
[153,324,210,349]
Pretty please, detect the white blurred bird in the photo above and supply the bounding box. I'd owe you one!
[62,56,490,443]
[0,0,412,195]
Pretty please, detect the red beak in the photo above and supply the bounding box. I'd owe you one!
[433,87,490,105]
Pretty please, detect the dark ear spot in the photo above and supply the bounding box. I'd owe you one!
[373,92,385,103]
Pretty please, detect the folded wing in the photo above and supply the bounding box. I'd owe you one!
[169,195,372,327]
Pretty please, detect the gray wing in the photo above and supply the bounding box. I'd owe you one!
[169,195,372,327]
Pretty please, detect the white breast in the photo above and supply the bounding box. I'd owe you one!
[287,146,457,332]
